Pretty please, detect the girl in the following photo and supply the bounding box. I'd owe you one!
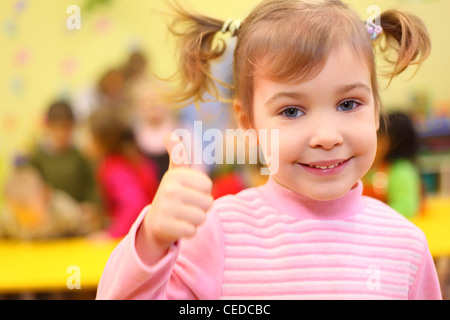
[87,107,159,239]
[128,78,176,182]
[97,0,440,299]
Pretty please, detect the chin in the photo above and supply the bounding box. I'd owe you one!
[300,183,353,201]
[275,172,358,201]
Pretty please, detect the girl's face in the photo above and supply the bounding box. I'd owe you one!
[250,44,378,200]
[46,120,74,152]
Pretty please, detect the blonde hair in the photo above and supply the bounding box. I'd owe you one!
[168,0,431,123]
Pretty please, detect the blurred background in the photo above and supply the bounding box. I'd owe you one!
[0,0,449,299]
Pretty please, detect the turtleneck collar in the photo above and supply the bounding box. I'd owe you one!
[257,176,364,220]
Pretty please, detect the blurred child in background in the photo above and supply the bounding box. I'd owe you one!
[95,51,149,124]
[123,51,148,87]
[128,78,176,182]
[29,101,101,227]
[1,166,95,240]
[87,107,159,239]
[97,68,126,111]
[363,112,422,219]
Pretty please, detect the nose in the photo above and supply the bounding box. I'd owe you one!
[308,117,344,150]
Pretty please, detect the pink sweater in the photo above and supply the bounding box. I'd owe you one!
[96,178,441,299]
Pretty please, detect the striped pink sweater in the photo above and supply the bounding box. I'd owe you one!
[96,178,441,300]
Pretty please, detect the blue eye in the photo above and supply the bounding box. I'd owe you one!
[281,107,304,118]
[337,100,360,111]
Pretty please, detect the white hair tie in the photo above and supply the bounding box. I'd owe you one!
[222,19,241,37]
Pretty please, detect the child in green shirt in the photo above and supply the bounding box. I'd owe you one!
[29,101,102,230]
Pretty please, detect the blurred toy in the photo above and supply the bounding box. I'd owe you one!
[1,166,95,240]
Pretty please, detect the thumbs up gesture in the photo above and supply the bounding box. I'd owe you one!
[137,133,214,263]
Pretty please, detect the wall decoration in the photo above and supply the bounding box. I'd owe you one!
[94,16,113,35]
[14,48,31,67]
[1,112,18,133]
[61,57,79,76]
[3,18,18,37]
[13,0,28,15]
[10,76,24,96]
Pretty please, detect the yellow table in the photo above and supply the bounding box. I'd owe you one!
[411,196,450,257]
[0,237,120,294]
[0,198,447,295]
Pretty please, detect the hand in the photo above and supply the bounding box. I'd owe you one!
[139,133,214,255]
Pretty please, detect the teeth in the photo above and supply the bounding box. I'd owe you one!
[308,161,344,169]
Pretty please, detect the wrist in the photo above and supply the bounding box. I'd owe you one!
[135,210,173,266]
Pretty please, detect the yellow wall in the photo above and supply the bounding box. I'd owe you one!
[1,0,449,198]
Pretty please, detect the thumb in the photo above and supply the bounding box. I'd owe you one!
[163,132,190,169]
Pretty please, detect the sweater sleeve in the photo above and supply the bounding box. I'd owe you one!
[408,231,442,300]
[96,204,225,300]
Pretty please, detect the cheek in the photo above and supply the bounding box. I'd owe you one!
[353,125,378,173]
[348,107,378,152]
[277,128,305,160]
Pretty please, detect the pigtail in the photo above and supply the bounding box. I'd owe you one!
[166,2,229,106]
[378,9,431,82]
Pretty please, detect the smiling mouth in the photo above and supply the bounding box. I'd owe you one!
[301,158,351,170]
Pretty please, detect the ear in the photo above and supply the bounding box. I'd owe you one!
[234,99,253,131]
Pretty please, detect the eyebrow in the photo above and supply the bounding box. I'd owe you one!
[336,82,372,95]
[265,82,372,107]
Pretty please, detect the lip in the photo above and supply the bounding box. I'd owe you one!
[298,158,352,176]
